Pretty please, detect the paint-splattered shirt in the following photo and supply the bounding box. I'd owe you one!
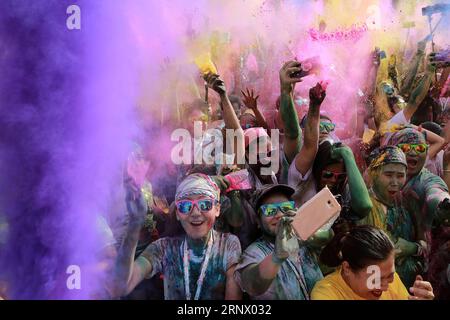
[234,237,323,300]
[140,230,241,300]
[357,193,424,287]
[402,168,449,238]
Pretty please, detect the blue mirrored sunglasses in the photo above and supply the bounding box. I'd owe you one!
[258,200,295,217]
[176,198,218,215]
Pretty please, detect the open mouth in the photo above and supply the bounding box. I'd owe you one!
[388,190,398,196]
[190,221,205,227]
[371,290,383,298]
[407,158,418,168]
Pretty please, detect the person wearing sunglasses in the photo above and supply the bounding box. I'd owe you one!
[357,146,425,288]
[234,184,323,299]
[114,173,242,300]
[386,127,450,298]
[386,127,450,235]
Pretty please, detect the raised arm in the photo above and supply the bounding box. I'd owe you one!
[112,181,152,298]
[408,124,445,159]
[241,88,269,130]
[400,39,427,97]
[204,73,245,165]
[294,82,326,175]
[279,61,304,163]
[330,144,373,219]
[402,60,435,121]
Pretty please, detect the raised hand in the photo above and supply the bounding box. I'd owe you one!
[124,175,148,226]
[279,60,303,93]
[330,142,353,161]
[204,72,226,95]
[309,81,327,107]
[211,175,231,193]
[241,88,259,110]
[394,237,417,260]
[272,210,299,264]
[435,197,450,226]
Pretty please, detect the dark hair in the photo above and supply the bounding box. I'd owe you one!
[420,121,442,136]
[320,225,394,271]
[411,95,441,126]
[312,141,342,188]
[300,114,332,128]
[228,95,243,109]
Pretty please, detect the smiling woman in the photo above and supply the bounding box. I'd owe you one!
[312,225,434,300]
[357,146,424,288]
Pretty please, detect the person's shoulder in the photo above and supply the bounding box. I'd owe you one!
[215,231,241,246]
[242,237,271,255]
[389,272,409,300]
[311,272,343,300]
[153,235,184,248]
[419,168,447,188]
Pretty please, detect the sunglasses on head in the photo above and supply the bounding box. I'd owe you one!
[397,143,428,154]
[258,201,295,217]
[321,170,347,180]
[175,198,218,215]
[319,122,336,133]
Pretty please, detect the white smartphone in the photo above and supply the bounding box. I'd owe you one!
[291,187,341,241]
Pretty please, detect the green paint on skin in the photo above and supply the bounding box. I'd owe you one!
[280,92,300,140]
[335,147,373,219]
[186,231,212,255]
[223,191,244,228]
[370,163,406,207]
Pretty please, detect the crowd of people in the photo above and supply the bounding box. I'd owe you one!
[100,37,450,301]
[1,36,449,301]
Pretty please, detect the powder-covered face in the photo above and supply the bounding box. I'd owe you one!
[231,102,241,118]
[240,113,258,130]
[396,134,427,178]
[343,251,396,300]
[176,194,220,240]
[319,119,334,142]
[382,83,394,97]
[371,163,406,206]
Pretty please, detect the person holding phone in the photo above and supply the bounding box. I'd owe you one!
[234,184,323,300]
[312,225,434,300]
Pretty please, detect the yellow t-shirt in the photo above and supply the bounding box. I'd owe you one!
[311,268,409,300]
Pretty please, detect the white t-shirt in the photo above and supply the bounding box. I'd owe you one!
[387,110,408,126]
[287,159,317,207]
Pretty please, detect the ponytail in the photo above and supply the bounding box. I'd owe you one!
[320,225,394,271]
